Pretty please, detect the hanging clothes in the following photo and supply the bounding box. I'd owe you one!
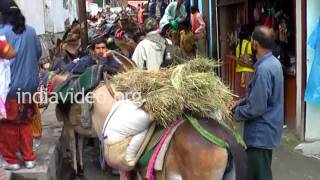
[305,17,320,105]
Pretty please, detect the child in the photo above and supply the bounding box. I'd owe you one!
[180,21,195,57]
[0,35,15,119]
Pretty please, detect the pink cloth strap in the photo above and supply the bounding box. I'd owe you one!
[146,117,184,180]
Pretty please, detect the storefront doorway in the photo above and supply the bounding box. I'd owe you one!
[218,0,297,127]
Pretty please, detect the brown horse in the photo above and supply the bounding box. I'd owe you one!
[91,84,247,180]
[49,20,81,69]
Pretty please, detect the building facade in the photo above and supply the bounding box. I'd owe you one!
[190,0,320,141]
[15,0,79,35]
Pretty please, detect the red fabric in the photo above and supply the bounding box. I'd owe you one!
[115,30,125,39]
[47,78,57,95]
[191,12,198,33]
[264,16,274,28]
[138,9,145,24]
[128,1,148,8]
[0,121,36,164]
[0,39,9,55]
[4,99,35,123]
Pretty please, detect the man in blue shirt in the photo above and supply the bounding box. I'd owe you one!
[64,38,120,75]
[231,26,284,180]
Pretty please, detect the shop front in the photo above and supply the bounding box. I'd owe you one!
[217,0,300,135]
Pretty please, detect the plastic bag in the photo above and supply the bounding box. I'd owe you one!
[0,59,11,119]
[305,17,320,105]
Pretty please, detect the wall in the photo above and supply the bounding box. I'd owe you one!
[87,2,102,16]
[305,0,320,140]
[15,0,79,35]
[16,0,46,34]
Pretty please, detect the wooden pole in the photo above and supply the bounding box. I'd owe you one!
[78,0,89,50]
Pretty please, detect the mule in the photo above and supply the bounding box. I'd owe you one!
[90,84,247,180]
[52,51,136,177]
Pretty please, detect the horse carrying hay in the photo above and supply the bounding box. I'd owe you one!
[46,18,247,179]
[90,58,248,180]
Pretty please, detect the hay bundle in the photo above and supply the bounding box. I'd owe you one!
[112,58,233,127]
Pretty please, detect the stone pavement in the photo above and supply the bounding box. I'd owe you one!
[3,105,64,180]
[273,129,320,180]
[295,141,320,160]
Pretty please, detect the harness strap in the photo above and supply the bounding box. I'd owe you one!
[146,117,184,180]
[99,102,122,169]
[185,114,228,148]
[103,72,116,98]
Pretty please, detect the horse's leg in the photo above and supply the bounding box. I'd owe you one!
[77,134,85,176]
[65,124,78,178]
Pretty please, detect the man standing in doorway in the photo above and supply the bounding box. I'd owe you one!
[191,6,206,57]
[231,26,284,180]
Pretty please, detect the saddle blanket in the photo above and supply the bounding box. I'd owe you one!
[53,65,105,102]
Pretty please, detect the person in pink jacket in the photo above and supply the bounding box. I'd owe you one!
[191,6,207,57]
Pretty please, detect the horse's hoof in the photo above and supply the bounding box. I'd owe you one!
[70,169,77,179]
[111,169,120,176]
[77,165,84,177]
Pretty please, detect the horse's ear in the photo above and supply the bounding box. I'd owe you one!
[51,37,55,46]
[49,49,54,59]
[56,38,62,46]
[73,18,79,24]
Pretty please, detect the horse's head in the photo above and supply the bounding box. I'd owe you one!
[112,50,136,73]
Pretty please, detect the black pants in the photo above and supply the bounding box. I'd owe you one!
[246,147,273,180]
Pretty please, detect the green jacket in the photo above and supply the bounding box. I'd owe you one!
[160,2,187,29]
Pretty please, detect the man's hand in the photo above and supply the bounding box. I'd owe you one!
[238,54,253,67]
[229,99,242,111]
[103,50,113,58]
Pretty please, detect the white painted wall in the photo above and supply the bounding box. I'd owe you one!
[305,0,320,141]
[51,0,78,33]
[15,0,79,35]
[16,0,46,34]
[87,2,102,16]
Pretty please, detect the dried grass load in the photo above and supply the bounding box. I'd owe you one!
[112,58,233,127]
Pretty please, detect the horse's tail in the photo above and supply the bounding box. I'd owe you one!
[197,119,247,180]
[215,120,247,180]
[223,133,247,180]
